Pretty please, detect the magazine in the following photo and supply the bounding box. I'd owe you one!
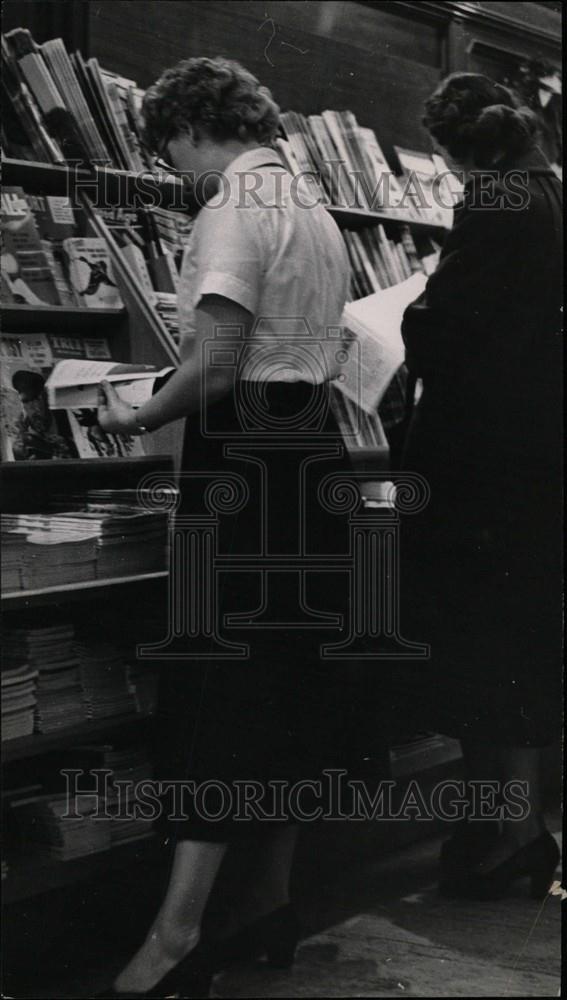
[337,271,426,413]
[45,358,174,410]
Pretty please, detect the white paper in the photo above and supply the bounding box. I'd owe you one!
[45,359,173,409]
[336,272,427,412]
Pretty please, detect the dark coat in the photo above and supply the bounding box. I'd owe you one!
[398,146,563,745]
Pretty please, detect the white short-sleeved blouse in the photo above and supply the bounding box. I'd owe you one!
[177,146,350,383]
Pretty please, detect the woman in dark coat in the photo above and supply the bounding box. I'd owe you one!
[400,73,562,898]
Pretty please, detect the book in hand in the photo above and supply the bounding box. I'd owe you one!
[46,358,173,410]
[337,271,427,413]
[46,356,174,459]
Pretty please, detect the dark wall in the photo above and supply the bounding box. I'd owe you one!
[87,1,442,158]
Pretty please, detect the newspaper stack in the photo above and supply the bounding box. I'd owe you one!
[1,664,38,741]
[3,624,87,733]
[76,638,137,720]
[10,790,111,860]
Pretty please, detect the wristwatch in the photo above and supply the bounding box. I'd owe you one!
[134,410,150,435]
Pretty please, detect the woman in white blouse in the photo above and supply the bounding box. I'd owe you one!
[98,56,359,999]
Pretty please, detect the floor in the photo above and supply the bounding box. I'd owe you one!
[3,816,563,998]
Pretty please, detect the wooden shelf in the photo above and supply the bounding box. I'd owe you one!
[2,570,169,609]
[2,157,447,234]
[2,834,159,905]
[1,157,187,211]
[1,455,174,513]
[1,304,126,333]
[2,713,153,764]
[327,205,448,235]
[1,454,171,477]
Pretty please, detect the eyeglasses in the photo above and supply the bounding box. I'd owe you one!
[153,155,185,176]
[152,133,186,176]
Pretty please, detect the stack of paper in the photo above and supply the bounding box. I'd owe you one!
[3,624,87,733]
[1,531,26,592]
[2,514,98,590]
[11,791,111,860]
[76,639,137,720]
[68,742,155,845]
[51,507,169,578]
[1,664,38,740]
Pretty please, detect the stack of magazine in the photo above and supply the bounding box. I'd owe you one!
[10,790,112,860]
[1,663,38,741]
[66,742,155,846]
[3,624,87,734]
[1,505,169,592]
[2,622,155,734]
[2,514,99,589]
[76,639,138,720]
[2,28,150,169]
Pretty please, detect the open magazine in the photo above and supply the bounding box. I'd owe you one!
[45,359,174,459]
[337,271,427,415]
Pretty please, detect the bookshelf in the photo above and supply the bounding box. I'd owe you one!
[327,205,447,236]
[1,133,177,904]
[1,22,454,909]
[2,571,170,609]
[1,156,448,236]
[3,712,154,764]
[1,157,185,211]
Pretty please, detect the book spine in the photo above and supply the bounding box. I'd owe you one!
[399,224,423,273]
[376,225,400,286]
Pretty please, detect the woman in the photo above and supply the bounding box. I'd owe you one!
[400,74,562,898]
[97,56,358,997]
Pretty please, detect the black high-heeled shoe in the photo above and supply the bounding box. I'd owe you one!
[213,903,301,971]
[94,940,214,998]
[440,829,560,901]
[439,819,500,894]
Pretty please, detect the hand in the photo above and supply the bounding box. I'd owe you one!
[97,381,138,435]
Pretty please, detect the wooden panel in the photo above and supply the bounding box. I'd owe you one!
[88,0,444,158]
[471,2,562,35]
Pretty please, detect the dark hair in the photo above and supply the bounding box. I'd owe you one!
[142,56,280,152]
[12,369,45,397]
[423,73,538,167]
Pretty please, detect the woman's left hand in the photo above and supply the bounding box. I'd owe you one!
[97,380,138,435]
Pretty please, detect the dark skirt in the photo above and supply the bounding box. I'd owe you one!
[154,381,378,841]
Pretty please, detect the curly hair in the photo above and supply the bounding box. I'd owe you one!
[141,56,280,152]
[423,73,539,168]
